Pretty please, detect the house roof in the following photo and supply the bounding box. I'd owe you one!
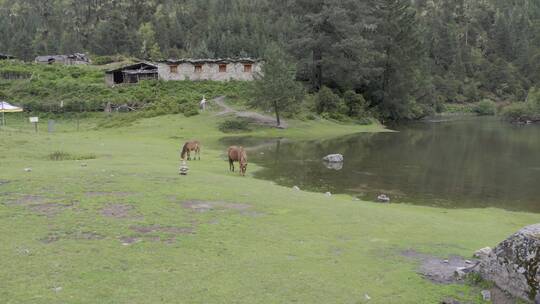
[160,58,262,65]
[35,53,90,63]
[0,53,15,60]
[105,62,158,74]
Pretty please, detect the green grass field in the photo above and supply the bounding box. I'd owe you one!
[0,111,538,303]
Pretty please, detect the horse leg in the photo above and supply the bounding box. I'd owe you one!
[187,151,191,161]
[229,159,234,172]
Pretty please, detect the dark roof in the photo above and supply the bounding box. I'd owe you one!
[105,62,158,74]
[160,58,262,65]
[0,53,15,60]
[35,53,90,63]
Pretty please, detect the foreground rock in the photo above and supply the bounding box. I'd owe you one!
[323,154,344,163]
[478,224,540,302]
[324,161,343,170]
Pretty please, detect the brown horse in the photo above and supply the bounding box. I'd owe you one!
[181,141,201,161]
[228,146,248,176]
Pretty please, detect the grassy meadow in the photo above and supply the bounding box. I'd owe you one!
[0,109,538,304]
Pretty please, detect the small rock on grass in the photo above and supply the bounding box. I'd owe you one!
[364,294,371,301]
[325,192,332,197]
[293,186,300,191]
[24,168,32,172]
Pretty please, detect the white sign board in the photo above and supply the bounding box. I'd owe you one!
[29,117,39,123]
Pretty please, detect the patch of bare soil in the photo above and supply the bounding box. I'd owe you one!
[130,225,193,235]
[119,236,141,246]
[29,203,74,217]
[85,191,133,198]
[40,231,104,244]
[181,200,252,213]
[401,249,478,284]
[101,204,140,219]
[3,194,47,206]
[120,225,192,245]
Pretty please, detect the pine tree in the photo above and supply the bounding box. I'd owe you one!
[250,44,304,127]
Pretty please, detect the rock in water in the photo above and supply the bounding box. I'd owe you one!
[478,224,540,302]
[324,161,343,170]
[323,154,344,163]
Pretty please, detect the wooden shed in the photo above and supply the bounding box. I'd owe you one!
[105,63,159,86]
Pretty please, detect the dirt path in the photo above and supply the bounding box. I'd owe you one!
[212,96,288,129]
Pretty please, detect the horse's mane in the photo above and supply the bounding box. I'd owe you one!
[239,147,247,163]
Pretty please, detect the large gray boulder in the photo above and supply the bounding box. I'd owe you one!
[478,224,540,303]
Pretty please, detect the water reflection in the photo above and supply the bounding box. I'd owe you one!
[220,117,540,212]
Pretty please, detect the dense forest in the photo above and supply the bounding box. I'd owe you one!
[0,0,539,120]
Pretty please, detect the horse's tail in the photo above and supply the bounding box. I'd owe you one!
[180,144,188,160]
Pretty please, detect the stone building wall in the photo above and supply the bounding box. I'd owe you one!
[157,61,262,82]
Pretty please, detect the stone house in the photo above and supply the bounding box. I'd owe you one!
[35,53,91,65]
[157,58,263,82]
[105,62,159,86]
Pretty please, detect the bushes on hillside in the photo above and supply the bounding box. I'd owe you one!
[473,99,496,116]
[0,61,250,115]
[501,88,540,122]
[316,87,369,121]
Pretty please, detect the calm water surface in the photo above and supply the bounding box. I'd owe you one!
[221,117,540,212]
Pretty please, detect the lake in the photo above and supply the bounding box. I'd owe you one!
[221,116,540,212]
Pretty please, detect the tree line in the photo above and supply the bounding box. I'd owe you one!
[0,0,539,120]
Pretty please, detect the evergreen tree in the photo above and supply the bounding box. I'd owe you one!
[371,0,425,119]
[250,44,304,127]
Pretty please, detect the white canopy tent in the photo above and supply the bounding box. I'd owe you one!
[0,101,23,126]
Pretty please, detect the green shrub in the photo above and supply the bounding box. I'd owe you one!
[180,103,199,117]
[48,151,97,161]
[500,87,540,122]
[501,102,530,121]
[316,87,343,114]
[218,118,252,133]
[305,113,317,120]
[473,99,496,116]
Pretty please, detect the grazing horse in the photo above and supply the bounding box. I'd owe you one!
[181,141,201,161]
[228,146,248,176]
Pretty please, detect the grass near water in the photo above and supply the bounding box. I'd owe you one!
[0,112,538,303]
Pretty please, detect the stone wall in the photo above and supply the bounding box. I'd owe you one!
[157,62,262,82]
